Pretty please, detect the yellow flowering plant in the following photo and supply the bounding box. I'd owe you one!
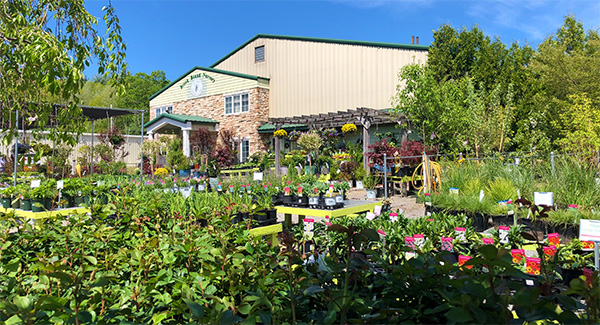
[154,167,169,177]
[274,129,288,138]
[341,123,357,133]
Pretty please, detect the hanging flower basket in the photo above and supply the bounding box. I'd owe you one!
[321,128,340,139]
[287,130,302,141]
[342,123,357,134]
[274,129,288,138]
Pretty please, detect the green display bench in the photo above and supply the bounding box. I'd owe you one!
[276,200,382,228]
[248,223,283,247]
[0,207,91,219]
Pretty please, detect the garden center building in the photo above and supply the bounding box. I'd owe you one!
[145,34,428,162]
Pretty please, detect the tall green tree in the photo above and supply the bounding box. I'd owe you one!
[530,15,600,151]
[0,0,127,145]
[115,71,170,135]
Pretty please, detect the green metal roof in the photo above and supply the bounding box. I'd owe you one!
[148,66,267,101]
[210,34,430,68]
[144,113,218,129]
[257,123,308,134]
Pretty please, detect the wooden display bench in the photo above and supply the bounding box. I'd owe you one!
[248,223,283,248]
[0,207,90,219]
[276,200,382,228]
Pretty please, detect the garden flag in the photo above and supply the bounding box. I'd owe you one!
[543,245,557,261]
[414,234,425,248]
[548,233,560,247]
[499,226,510,244]
[526,257,541,275]
[482,237,494,245]
[511,249,525,264]
[441,237,453,252]
[303,219,314,238]
[405,237,415,251]
[455,227,466,243]
[458,255,472,270]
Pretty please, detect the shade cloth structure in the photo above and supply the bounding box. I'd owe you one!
[7,105,144,186]
[143,113,219,158]
[268,107,406,174]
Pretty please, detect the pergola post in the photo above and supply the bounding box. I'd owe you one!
[359,112,372,175]
[274,123,281,175]
[182,127,191,157]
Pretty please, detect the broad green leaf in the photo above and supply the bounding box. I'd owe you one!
[183,299,204,319]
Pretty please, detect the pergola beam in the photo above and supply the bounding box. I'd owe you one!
[269,107,405,176]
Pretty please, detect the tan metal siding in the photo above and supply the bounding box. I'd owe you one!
[150,69,262,108]
[214,39,427,118]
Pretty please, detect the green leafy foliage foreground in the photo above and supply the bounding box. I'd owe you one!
[0,190,597,323]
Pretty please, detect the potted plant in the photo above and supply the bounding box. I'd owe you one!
[363,174,379,200]
[335,181,350,200]
[308,185,321,208]
[31,184,54,212]
[0,186,18,209]
[282,182,294,206]
[19,184,32,211]
[324,184,337,209]
[255,193,277,225]
[295,183,309,207]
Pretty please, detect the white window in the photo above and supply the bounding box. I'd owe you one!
[255,46,265,62]
[155,106,173,116]
[240,139,250,163]
[224,93,249,115]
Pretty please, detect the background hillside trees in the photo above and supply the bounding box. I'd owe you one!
[393,15,599,155]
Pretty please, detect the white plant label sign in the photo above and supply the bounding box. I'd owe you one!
[580,219,600,242]
[57,180,64,189]
[31,180,41,188]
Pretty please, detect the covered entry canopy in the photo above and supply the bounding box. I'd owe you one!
[144,113,218,157]
[268,107,406,174]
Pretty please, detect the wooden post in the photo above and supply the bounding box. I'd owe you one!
[363,125,370,174]
[274,125,281,175]
[358,111,372,175]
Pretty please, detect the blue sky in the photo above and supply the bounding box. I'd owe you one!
[85,0,600,81]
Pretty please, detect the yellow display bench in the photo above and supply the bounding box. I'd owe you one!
[220,168,259,178]
[0,207,90,219]
[276,200,382,228]
[248,223,283,247]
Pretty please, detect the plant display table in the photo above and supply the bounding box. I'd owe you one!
[220,168,259,178]
[0,207,90,219]
[277,200,381,228]
[248,223,283,247]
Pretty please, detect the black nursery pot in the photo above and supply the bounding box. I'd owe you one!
[296,196,308,207]
[231,213,242,224]
[560,267,583,285]
[282,195,294,206]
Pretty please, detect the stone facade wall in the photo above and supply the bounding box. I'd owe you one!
[161,87,270,156]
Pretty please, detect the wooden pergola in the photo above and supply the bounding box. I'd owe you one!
[269,107,406,174]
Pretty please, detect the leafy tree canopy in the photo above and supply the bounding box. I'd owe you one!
[0,0,127,145]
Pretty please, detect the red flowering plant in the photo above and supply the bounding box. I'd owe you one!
[366,140,397,168]
[397,140,438,166]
